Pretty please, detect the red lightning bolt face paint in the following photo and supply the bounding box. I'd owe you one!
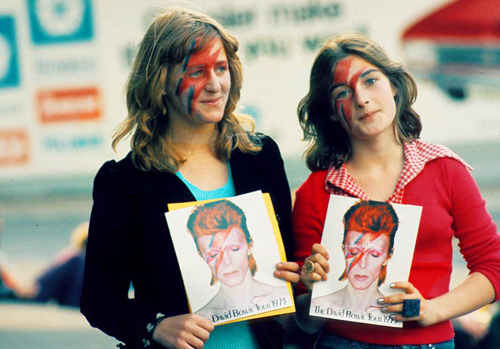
[164,38,231,127]
[332,58,353,126]
[176,39,222,115]
[198,227,250,288]
[342,231,389,291]
[331,57,364,129]
[330,55,398,141]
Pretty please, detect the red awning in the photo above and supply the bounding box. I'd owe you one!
[402,0,500,43]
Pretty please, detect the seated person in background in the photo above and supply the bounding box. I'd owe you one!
[21,222,89,307]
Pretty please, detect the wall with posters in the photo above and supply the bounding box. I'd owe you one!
[0,0,108,186]
[1,0,499,194]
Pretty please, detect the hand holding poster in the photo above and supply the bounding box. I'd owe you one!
[310,195,422,327]
[166,190,294,326]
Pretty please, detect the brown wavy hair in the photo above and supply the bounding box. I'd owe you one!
[298,32,422,171]
[112,7,261,172]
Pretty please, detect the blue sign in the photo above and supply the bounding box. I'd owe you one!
[27,0,94,45]
[0,16,20,88]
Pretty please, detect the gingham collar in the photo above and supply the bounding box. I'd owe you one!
[325,140,472,203]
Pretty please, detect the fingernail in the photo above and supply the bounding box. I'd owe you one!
[381,307,387,313]
[277,262,282,268]
[377,297,385,304]
[390,314,396,319]
[390,283,395,288]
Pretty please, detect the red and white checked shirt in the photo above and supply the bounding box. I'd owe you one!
[324,139,472,204]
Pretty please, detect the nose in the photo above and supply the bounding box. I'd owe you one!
[204,69,222,92]
[222,249,233,266]
[359,253,368,269]
[353,85,369,108]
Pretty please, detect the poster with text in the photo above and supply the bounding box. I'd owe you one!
[310,195,422,327]
[166,190,294,326]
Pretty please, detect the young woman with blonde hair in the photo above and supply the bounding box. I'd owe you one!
[81,7,299,349]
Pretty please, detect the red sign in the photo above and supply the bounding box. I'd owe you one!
[37,87,102,123]
[0,130,30,165]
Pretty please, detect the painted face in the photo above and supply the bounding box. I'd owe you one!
[165,38,231,126]
[343,230,389,290]
[198,227,250,287]
[330,55,397,140]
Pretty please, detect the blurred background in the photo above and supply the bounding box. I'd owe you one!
[0,0,499,348]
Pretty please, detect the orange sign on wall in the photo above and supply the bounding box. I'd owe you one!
[37,87,102,123]
[0,130,30,165]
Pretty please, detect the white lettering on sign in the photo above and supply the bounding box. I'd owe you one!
[37,87,101,123]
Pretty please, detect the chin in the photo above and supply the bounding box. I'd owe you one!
[349,280,374,290]
[195,107,226,123]
[221,279,244,288]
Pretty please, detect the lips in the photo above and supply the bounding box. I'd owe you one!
[223,270,239,278]
[200,97,222,105]
[353,274,369,281]
[359,110,377,120]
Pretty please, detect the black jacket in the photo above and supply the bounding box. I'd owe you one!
[81,135,294,348]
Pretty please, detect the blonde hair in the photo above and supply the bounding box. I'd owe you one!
[113,7,261,172]
[70,222,89,251]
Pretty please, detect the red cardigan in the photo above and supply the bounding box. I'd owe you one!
[293,157,500,345]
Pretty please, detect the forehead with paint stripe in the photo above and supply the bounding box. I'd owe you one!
[332,55,379,90]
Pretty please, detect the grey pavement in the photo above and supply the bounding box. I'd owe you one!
[0,302,117,348]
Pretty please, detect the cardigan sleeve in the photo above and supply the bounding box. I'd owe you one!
[446,158,500,300]
[81,161,156,346]
[292,171,330,294]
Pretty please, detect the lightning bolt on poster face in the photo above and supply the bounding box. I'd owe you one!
[310,195,422,327]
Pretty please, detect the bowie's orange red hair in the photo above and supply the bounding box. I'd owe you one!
[187,200,257,285]
[339,200,399,286]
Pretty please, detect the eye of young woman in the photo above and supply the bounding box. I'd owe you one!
[333,88,351,101]
[187,66,205,78]
[215,63,228,74]
[362,69,384,86]
[365,77,377,86]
